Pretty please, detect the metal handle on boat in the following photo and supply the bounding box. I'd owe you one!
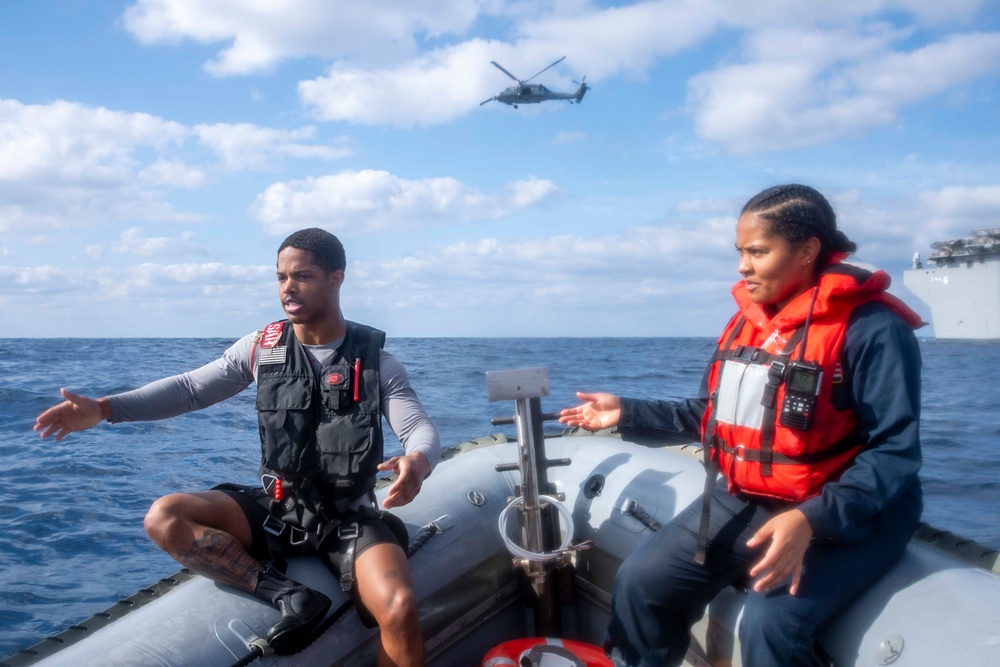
[495,457,570,473]
[491,412,559,426]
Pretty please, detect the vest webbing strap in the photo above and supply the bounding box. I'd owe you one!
[695,318,747,565]
[758,328,806,478]
[695,322,807,564]
[717,431,859,465]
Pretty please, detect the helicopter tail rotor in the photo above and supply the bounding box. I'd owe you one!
[573,76,590,103]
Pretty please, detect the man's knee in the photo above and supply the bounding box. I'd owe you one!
[373,584,418,634]
[144,491,249,547]
[144,493,187,541]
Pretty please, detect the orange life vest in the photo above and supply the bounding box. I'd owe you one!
[701,263,923,502]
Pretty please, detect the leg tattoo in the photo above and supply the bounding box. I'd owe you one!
[176,529,261,592]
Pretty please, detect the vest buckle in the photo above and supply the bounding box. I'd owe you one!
[338,521,361,540]
[262,514,286,537]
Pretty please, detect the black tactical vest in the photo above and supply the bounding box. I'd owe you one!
[255,320,385,527]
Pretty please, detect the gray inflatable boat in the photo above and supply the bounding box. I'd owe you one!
[4,368,999,667]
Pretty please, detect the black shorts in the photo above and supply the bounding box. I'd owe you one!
[216,483,409,626]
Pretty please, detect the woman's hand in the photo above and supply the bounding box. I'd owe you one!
[558,392,622,431]
[747,508,813,595]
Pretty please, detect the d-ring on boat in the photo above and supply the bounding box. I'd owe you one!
[4,368,1000,667]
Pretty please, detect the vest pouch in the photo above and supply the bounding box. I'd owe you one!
[320,363,353,412]
[715,360,768,429]
[315,409,380,479]
[257,374,315,474]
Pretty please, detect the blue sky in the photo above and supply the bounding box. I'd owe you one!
[2,0,999,338]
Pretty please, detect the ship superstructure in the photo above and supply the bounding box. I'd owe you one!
[904,228,1000,339]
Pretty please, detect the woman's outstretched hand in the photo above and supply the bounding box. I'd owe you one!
[558,392,622,431]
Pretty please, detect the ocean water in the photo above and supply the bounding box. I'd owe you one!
[1,336,998,657]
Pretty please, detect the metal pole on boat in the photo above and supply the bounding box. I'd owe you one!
[487,367,569,636]
[513,387,553,568]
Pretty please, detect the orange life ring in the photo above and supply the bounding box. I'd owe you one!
[481,637,612,666]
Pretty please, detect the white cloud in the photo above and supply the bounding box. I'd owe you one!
[0,98,348,235]
[0,261,270,296]
[689,29,1000,153]
[517,0,720,79]
[0,99,186,185]
[913,185,1000,244]
[299,1,719,126]
[139,159,208,188]
[193,123,351,170]
[122,0,483,75]
[858,32,1000,101]
[122,0,1000,136]
[340,214,738,335]
[300,39,509,126]
[125,261,271,289]
[0,260,278,337]
[112,227,210,257]
[252,169,562,235]
[8,183,998,336]
[354,217,735,304]
[0,189,200,236]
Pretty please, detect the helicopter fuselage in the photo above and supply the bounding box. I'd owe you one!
[480,57,589,109]
[491,83,588,108]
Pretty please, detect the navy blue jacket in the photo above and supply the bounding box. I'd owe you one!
[618,301,923,543]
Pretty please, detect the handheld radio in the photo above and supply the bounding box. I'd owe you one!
[778,360,822,430]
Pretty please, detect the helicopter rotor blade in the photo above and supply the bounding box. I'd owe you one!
[480,96,496,106]
[525,55,566,83]
[490,61,522,83]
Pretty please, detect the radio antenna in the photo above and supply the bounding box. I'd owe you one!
[799,287,819,361]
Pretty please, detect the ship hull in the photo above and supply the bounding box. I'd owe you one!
[904,258,1000,339]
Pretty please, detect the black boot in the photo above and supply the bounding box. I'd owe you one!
[252,564,332,654]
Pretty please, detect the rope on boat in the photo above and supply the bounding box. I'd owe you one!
[498,494,576,561]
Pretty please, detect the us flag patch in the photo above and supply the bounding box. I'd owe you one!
[259,346,287,365]
[832,361,844,384]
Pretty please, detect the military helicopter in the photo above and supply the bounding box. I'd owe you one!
[480,56,589,109]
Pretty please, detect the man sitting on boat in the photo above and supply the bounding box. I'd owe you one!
[35,228,440,666]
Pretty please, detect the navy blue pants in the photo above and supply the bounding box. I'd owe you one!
[604,484,919,667]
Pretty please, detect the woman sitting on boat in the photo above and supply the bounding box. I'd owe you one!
[560,184,924,667]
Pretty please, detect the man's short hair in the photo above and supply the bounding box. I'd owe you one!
[277,228,346,272]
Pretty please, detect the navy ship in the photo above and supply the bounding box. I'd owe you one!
[904,228,1000,339]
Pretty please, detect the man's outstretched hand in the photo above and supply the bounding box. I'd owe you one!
[34,388,108,441]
